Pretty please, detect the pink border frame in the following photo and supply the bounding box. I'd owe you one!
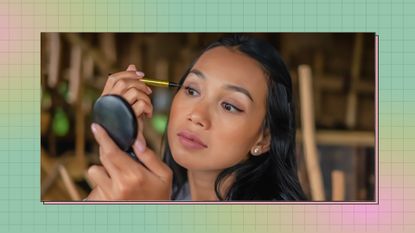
[44,34,379,205]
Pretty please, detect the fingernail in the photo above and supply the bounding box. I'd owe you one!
[134,140,145,153]
[136,71,145,77]
[91,123,97,134]
[147,86,152,94]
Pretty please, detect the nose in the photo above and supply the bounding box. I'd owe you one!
[187,101,211,129]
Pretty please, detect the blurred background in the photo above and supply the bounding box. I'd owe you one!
[41,33,375,201]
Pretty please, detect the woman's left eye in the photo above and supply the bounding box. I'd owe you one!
[221,102,243,113]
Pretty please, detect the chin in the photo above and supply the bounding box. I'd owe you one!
[171,154,192,169]
[170,149,234,172]
[169,146,201,169]
[169,148,213,171]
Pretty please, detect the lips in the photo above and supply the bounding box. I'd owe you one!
[177,130,208,150]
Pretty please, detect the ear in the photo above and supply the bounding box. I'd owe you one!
[250,128,271,156]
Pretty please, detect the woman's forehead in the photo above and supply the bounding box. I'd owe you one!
[190,46,268,95]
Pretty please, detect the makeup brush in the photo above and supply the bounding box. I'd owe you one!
[140,79,181,88]
[107,73,182,89]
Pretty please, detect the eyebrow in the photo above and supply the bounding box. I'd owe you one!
[189,69,206,79]
[189,69,254,102]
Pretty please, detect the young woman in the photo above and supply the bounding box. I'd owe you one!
[86,34,306,201]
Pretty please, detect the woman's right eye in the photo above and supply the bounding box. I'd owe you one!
[184,86,199,96]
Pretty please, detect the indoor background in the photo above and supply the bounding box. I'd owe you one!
[40,33,375,201]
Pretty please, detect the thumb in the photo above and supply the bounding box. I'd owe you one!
[91,123,118,153]
[133,116,147,154]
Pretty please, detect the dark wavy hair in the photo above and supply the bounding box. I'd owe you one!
[163,34,306,201]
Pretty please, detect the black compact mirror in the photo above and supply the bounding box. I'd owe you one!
[92,95,138,161]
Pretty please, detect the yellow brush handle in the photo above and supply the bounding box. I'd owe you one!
[140,79,180,88]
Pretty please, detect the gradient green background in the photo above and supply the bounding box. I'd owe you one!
[0,0,413,232]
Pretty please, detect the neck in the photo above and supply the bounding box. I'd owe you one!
[187,170,234,201]
[187,170,218,201]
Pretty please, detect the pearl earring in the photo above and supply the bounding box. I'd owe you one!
[253,147,261,155]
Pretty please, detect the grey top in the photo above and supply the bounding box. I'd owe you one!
[173,182,289,201]
[174,182,191,201]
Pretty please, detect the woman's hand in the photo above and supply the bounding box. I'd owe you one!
[101,64,153,151]
[86,123,172,200]
[86,64,173,200]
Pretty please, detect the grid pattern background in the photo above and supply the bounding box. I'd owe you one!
[0,0,414,232]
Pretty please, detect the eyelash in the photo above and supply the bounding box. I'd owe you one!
[221,102,243,113]
[183,86,243,113]
[184,86,199,96]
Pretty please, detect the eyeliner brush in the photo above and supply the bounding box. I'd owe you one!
[140,79,181,88]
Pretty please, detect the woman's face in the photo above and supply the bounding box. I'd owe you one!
[167,46,269,171]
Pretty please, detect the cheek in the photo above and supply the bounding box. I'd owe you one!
[167,96,182,137]
[214,112,262,145]
[200,117,261,169]
[167,94,190,155]
[168,94,188,126]
[210,146,250,169]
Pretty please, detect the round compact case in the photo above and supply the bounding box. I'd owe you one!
[92,95,138,161]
